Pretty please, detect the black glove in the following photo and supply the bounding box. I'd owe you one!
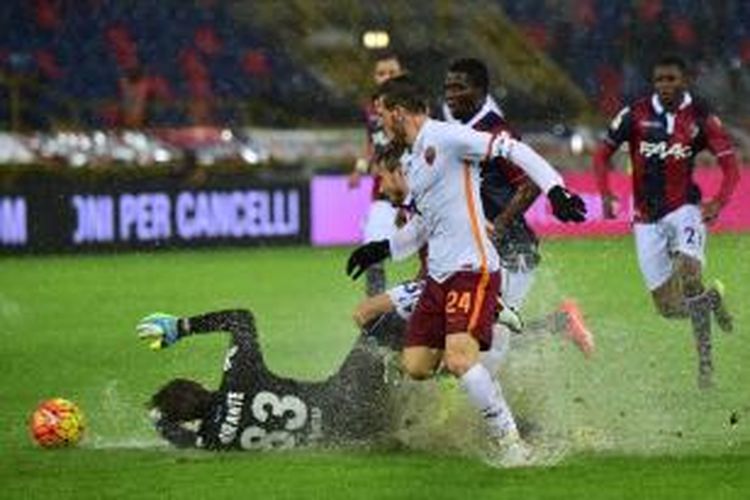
[346,240,391,280]
[548,185,587,223]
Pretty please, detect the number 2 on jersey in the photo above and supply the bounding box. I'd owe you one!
[684,226,702,247]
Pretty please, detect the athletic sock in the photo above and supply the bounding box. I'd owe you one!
[459,363,517,438]
[684,292,713,389]
[365,263,386,297]
[706,284,733,333]
[480,324,511,374]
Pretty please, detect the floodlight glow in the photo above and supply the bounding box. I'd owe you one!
[362,31,390,49]
[570,133,584,155]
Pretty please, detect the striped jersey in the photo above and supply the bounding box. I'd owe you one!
[595,92,739,222]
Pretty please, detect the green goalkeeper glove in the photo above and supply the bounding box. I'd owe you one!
[136,313,180,350]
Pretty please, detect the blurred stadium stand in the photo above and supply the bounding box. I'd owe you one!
[498,0,750,120]
[0,0,749,137]
[0,0,356,130]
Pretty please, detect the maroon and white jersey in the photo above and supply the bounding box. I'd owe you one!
[594,93,740,222]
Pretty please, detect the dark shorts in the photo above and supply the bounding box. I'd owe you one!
[404,271,500,351]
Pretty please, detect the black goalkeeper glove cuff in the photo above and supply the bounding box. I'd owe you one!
[346,240,391,280]
[548,185,587,223]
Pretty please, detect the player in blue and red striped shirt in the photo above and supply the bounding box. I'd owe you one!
[592,54,740,389]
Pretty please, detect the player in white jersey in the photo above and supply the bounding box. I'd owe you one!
[345,76,586,466]
[351,145,523,351]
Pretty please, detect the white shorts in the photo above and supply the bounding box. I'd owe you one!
[363,199,398,242]
[633,204,706,291]
[386,280,425,320]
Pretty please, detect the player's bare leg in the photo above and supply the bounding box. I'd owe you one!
[353,293,395,328]
[401,346,442,380]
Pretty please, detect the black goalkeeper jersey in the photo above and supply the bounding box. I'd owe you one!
[155,310,395,450]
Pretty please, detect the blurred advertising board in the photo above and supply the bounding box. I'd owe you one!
[309,169,750,246]
[310,175,373,246]
[0,173,309,253]
[2,168,745,253]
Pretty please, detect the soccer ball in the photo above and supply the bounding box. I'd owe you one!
[29,398,85,448]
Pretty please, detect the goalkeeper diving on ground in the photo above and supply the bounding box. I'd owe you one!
[137,309,398,450]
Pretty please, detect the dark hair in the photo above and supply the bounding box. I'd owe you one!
[654,54,688,74]
[378,74,428,113]
[149,378,214,423]
[373,143,404,172]
[374,51,402,65]
[448,58,489,93]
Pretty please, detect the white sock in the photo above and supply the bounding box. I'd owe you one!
[460,363,517,438]
[501,268,535,310]
[481,324,511,374]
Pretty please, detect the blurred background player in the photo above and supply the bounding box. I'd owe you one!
[346,75,587,466]
[440,58,594,363]
[349,52,406,296]
[118,66,150,129]
[592,54,740,389]
[137,309,396,450]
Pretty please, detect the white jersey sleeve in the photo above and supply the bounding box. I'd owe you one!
[447,125,564,194]
[500,138,563,194]
[388,215,428,262]
[443,123,500,163]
